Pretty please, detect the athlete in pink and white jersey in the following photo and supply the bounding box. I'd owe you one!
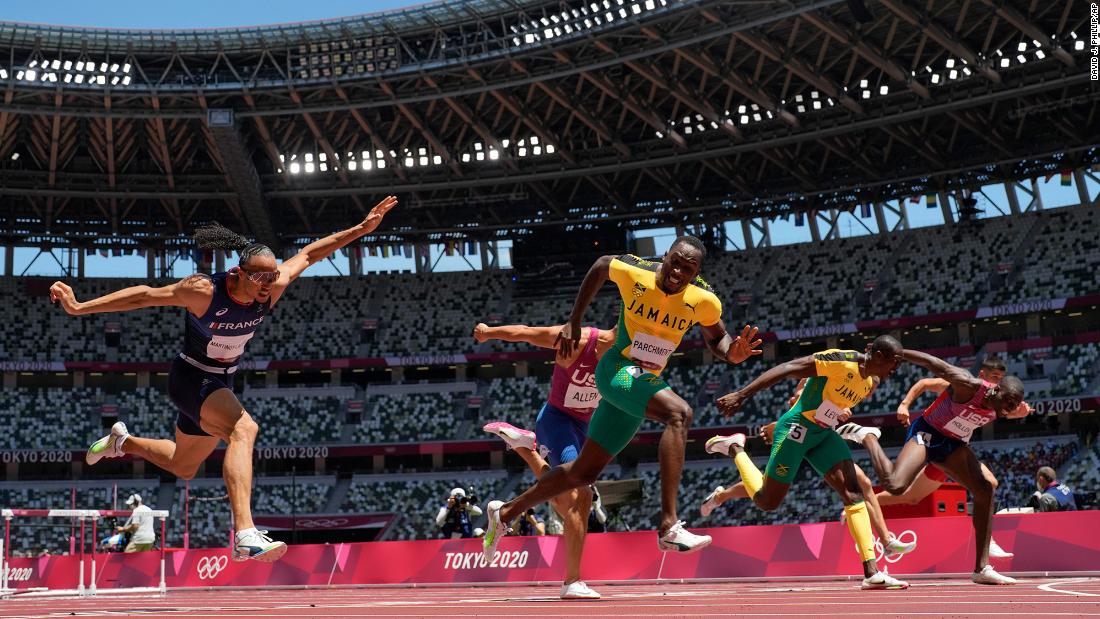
[474,322,615,600]
[837,349,1029,585]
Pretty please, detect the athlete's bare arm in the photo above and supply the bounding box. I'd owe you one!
[896,378,949,426]
[701,322,764,365]
[557,255,615,358]
[716,356,817,418]
[50,275,213,317]
[474,323,564,350]
[901,350,980,401]
[269,195,397,304]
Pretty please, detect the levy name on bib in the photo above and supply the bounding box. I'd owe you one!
[813,399,847,428]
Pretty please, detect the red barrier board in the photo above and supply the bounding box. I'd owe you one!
[5,511,1097,591]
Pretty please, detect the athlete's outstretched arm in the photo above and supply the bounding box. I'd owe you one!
[473,323,562,350]
[50,275,212,317]
[716,355,817,418]
[896,378,949,426]
[269,195,397,300]
[700,321,763,364]
[557,255,615,358]
[901,350,979,394]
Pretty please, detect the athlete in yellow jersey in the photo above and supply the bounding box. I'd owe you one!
[706,338,909,589]
[484,236,762,560]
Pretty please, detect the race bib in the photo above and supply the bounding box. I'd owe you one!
[206,333,254,361]
[943,415,982,441]
[629,332,677,369]
[563,383,601,410]
[814,399,846,428]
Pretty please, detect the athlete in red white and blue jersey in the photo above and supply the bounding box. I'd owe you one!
[837,349,1030,586]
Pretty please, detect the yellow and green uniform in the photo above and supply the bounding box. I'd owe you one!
[766,350,878,483]
[587,254,723,455]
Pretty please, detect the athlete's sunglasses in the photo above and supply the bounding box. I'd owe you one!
[238,268,280,285]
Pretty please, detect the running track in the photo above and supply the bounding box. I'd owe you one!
[3,577,1100,618]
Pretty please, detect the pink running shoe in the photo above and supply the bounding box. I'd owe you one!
[483,421,537,452]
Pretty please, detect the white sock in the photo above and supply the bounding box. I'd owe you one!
[115,433,129,455]
[235,527,258,541]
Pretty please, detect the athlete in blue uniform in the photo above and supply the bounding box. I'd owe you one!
[50,195,397,562]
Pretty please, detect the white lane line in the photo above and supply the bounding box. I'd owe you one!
[1039,578,1100,597]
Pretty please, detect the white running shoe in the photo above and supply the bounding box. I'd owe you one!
[700,486,725,517]
[837,422,881,445]
[989,538,1014,559]
[972,564,1016,585]
[232,529,287,563]
[560,580,601,599]
[884,535,917,556]
[482,500,506,563]
[704,433,745,457]
[861,570,909,590]
[86,421,129,465]
[657,521,712,553]
[482,421,537,452]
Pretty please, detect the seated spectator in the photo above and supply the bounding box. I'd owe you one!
[1030,466,1077,512]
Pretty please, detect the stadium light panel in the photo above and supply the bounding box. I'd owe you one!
[1017,54,1026,63]
[879,85,889,95]
[1035,50,1045,59]
[1017,42,1027,51]
[930,73,941,84]
[433,155,442,164]
[1075,40,1085,51]
[948,69,958,80]
[289,162,301,174]
[25,70,36,80]
[304,163,315,173]
[1000,58,1010,67]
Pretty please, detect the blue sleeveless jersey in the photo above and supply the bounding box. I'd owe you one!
[182,272,270,368]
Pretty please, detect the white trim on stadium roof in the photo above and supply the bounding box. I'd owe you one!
[278,136,556,175]
[656,37,1076,138]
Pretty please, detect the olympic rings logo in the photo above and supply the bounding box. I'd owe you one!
[873,530,918,564]
[196,555,229,580]
[296,518,349,528]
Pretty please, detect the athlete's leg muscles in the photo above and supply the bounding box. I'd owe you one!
[863,434,928,495]
[822,460,877,578]
[938,446,994,572]
[197,388,259,531]
[716,482,749,504]
[980,461,999,490]
[854,464,892,542]
[876,466,940,506]
[122,429,219,480]
[643,388,693,535]
[499,439,613,524]
[514,447,552,478]
[551,485,592,585]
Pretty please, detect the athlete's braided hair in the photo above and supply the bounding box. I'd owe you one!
[193,221,274,265]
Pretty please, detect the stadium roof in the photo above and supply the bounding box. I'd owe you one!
[0,0,1094,249]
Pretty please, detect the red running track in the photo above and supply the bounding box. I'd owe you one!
[2,577,1100,618]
